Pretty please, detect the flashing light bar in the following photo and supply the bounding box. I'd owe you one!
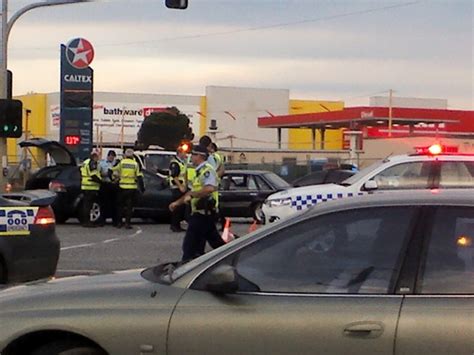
[415,144,459,155]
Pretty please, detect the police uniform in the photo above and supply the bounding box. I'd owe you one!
[181,159,224,262]
[80,157,102,227]
[169,156,187,231]
[98,157,120,226]
[111,156,144,229]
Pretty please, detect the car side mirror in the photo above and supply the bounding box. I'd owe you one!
[204,265,238,294]
[364,180,378,191]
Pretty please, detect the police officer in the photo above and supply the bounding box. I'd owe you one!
[169,145,224,262]
[199,135,225,178]
[111,148,144,229]
[209,142,225,178]
[80,151,102,228]
[98,150,119,226]
[169,145,188,232]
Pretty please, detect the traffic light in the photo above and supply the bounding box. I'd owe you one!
[0,99,22,138]
[165,0,188,9]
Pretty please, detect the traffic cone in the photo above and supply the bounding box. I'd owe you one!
[221,218,235,243]
[248,219,258,233]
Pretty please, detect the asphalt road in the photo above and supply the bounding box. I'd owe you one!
[56,218,253,278]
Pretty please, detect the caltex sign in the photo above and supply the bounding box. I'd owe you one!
[66,38,95,69]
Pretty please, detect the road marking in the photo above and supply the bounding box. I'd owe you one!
[60,226,143,251]
[57,269,102,273]
[61,243,95,251]
[103,238,119,243]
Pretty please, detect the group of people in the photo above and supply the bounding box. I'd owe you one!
[80,135,226,262]
[80,148,144,230]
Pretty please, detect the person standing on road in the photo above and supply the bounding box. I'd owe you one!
[111,148,144,230]
[169,145,189,232]
[98,150,119,226]
[80,151,102,228]
[169,145,225,262]
[209,142,225,178]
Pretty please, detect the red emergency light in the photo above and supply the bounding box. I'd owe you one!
[65,135,81,145]
[415,144,459,155]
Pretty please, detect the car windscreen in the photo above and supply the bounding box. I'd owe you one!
[264,173,291,189]
[341,160,386,185]
[145,154,174,171]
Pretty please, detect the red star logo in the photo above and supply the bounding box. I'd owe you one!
[66,38,95,69]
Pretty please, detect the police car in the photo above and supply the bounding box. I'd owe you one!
[0,190,59,284]
[263,144,474,223]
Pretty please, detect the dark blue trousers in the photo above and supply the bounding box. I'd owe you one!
[182,213,224,262]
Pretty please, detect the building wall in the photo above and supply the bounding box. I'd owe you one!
[47,92,202,144]
[205,86,290,149]
[288,100,344,150]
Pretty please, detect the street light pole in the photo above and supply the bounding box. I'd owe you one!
[0,0,93,187]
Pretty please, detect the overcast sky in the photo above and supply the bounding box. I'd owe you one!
[6,0,473,109]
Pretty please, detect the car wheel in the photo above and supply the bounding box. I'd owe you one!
[31,340,106,355]
[55,213,69,224]
[252,202,264,224]
[89,202,101,223]
[0,259,6,284]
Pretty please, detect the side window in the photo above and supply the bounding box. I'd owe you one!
[197,207,415,294]
[255,176,272,190]
[220,175,231,190]
[372,162,431,190]
[439,161,474,188]
[143,171,164,190]
[418,207,474,294]
[228,175,246,190]
[247,176,258,190]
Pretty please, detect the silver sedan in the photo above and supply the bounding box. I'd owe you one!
[1,190,474,355]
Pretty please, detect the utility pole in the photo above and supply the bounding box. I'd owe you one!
[388,89,393,137]
[0,0,93,188]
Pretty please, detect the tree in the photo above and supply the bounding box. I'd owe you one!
[136,107,194,151]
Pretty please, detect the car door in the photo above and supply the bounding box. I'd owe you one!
[219,174,258,218]
[396,206,474,354]
[134,170,172,216]
[168,206,419,355]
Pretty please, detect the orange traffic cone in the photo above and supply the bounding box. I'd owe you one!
[221,218,235,243]
[248,219,258,233]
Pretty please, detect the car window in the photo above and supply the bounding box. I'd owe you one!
[202,207,415,294]
[247,176,258,190]
[228,175,246,190]
[263,173,291,189]
[372,162,432,190]
[143,170,165,190]
[418,207,474,294]
[256,176,272,190]
[438,161,474,188]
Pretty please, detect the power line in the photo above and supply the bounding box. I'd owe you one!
[9,1,423,51]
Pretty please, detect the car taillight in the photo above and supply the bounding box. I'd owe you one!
[49,181,66,193]
[34,206,55,225]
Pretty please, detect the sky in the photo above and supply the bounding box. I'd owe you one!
[6,0,474,109]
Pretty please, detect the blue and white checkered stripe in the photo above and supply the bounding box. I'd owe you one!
[291,192,366,211]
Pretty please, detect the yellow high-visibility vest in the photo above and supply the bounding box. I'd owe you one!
[80,159,101,191]
[112,158,143,189]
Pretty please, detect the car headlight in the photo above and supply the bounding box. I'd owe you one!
[266,197,292,207]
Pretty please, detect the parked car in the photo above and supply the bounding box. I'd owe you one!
[219,170,291,222]
[263,144,474,223]
[1,190,474,354]
[0,190,59,284]
[292,169,356,187]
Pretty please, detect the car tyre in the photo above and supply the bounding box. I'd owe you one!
[252,202,264,224]
[78,201,101,224]
[31,340,106,355]
[0,259,6,284]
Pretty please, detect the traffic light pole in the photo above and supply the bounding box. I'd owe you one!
[0,0,93,188]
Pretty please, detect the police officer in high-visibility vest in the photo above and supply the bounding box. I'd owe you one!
[168,144,189,232]
[210,142,225,178]
[199,135,225,178]
[111,148,144,229]
[80,151,102,228]
[169,145,224,262]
